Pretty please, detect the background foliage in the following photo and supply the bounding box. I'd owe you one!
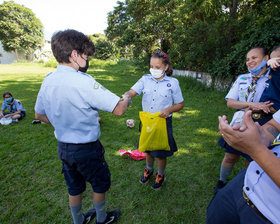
[0,1,44,59]
[105,0,280,81]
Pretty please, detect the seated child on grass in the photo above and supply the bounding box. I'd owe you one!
[0,92,26,122]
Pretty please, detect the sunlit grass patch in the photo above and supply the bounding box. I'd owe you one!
[0,60,241,224]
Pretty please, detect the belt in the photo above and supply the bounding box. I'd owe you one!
[251,111,271,120]
[242,189,272,223]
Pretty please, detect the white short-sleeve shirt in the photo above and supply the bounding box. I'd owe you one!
[35,65,120,143]
[243,110,280,223]
[131,74,184,114]
[225,72,269,102]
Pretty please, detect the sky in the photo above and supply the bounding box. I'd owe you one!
[0,0,120,40]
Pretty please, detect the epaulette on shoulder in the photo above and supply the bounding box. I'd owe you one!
[45,72,53,77]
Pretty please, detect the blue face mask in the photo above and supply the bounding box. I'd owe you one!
[5,97,13,104]
[247,59,267,75]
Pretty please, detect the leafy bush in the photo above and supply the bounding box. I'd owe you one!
[44,58,58,68]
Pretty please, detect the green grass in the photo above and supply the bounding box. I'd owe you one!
[0,60,244,223]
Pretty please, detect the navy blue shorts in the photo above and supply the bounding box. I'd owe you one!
[57,140,111,196]
[207,169,272,223]
[138,117,178,158]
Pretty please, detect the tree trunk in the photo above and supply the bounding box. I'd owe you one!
[15,48,18,60]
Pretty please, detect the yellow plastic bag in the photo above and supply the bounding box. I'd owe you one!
[139,111,170,152]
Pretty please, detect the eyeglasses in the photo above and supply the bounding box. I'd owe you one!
[154,49,169,62]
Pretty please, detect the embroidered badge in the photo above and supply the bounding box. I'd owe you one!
[167,83,171,87]
[94,82,100,89]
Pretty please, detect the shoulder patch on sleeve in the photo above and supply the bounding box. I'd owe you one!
[94,82,100,89]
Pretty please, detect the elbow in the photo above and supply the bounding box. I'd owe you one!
[114,108,125,116]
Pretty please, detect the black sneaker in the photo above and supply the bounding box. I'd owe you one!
[32,120,41,124]
[139,168,153,184]
[151,173,166,190]
[214,180,226,194]
[96,210,121,224]
[83,208,96,224]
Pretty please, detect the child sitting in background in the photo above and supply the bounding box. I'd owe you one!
[0,91,26,122]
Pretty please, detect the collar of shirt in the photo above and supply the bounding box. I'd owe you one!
[56,64,78,73]
[148,74,170,82]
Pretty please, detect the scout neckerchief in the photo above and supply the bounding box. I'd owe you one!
[269,133,280,148]
[8,101,16,113]
[245,70,267,102]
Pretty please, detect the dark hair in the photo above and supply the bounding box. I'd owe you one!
[248,46,268,57]
[271,46,280,53]
[51,29,95,63]
[151,49,173,76]
[3,91,12,98]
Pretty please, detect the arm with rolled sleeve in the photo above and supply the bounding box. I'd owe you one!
[226,77,251,109]
[86,81,129,116]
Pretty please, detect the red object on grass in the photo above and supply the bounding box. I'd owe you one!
[119,149,146,160]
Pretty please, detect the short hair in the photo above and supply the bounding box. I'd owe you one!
[249,46,268,57]
[3,92,12,98]
[51,29,95,63]
[271,46,280,53]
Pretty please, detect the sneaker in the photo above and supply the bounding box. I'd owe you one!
[96,209,121,224]
[152,173,166,190]
[214,180,226,194]
[83,208,96,224]
[139,168,153,184]
[32,120,41,124]
[12,119,18,123]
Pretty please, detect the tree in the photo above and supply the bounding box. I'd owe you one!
[0,1,44,59]
[106,0,280,82]
[88,34,114,60]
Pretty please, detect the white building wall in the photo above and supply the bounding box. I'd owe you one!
[0,41,17,64]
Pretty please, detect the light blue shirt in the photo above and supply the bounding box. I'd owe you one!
[131,74,184,114]
[243,110,280,223]
[1,99,25,112]
[225,72,270,102]
[35,65,120,143]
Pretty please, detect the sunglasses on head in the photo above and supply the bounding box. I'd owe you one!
[154,49,169,62]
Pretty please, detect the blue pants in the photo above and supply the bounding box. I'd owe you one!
[207,169,271,224]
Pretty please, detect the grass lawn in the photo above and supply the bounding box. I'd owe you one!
[0,60,244,224]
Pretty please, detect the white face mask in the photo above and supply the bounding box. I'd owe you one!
[150,68,164,79]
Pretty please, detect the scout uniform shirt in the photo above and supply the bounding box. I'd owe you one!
[1,99,25,113]
[131,74,184,115]
[35,65,120,144]
[243,110,280,223]
[226,72,270,103]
